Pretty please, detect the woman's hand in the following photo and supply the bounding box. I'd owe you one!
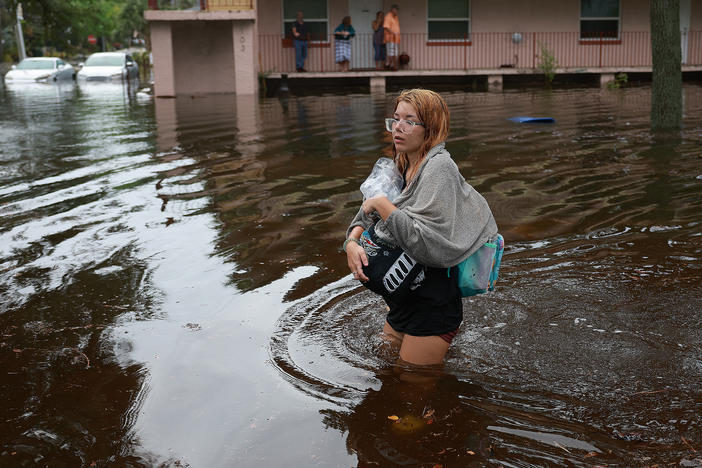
[346,241,369,282]
[361,196,381,215]
[362,195,396,220]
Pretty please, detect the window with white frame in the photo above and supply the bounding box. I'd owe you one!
[580,0,620,39]
[428,0,470,41]
[283,0,328,42]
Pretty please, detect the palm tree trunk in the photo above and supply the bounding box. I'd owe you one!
[650,0,682,130]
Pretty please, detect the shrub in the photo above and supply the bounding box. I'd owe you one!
[607,72,628,89]
[537,42,558,85]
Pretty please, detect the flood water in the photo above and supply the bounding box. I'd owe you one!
[1,80,701,467]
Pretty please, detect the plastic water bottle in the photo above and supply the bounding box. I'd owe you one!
[360,158,403,202]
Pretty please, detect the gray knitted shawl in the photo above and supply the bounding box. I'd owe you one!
[347,143,498,268]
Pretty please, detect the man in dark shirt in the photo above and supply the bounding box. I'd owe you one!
[292,11,309,72]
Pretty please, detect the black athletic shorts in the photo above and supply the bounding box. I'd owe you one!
[385,265,463,337]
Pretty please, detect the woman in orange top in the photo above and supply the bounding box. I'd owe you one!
[383,4,400,70]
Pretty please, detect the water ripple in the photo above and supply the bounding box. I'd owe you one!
[2,83,702,465]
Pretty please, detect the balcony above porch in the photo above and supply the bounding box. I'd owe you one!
[145,0,255,21]
[145,9,255,21]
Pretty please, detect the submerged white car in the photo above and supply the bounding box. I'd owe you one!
[4,57,76,82]
[77,52,139,81]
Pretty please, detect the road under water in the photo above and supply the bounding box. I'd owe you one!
[0,81,701,466]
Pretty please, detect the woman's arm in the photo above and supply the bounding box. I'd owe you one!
[346,206,374,238]
[362,196,396,221]
[348,225,364,239]
[334,25,347,39]
[381,155,497,268]
[345,225,369,281]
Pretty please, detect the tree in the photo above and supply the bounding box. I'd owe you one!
[0,0,19,60]
[1,0,148,57]
[650,0,682,131]
[0,0,4,60]
[115,0,148,48]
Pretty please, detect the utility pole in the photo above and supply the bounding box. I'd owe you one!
[16,2,27,60]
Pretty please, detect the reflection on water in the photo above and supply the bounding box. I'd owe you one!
[0,81,701,466]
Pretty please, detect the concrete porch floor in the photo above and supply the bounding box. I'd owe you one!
[267,66,702,92]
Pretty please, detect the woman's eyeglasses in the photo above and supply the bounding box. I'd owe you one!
[385,118,425,134]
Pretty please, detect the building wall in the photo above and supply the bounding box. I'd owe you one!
[257,0,667,36]
[620,0,650,31]
[692,1,702,29]
[256,0,702,72]
[151,22,176,96]
[472,1,575,33]
[172,21,237,95]
[329,3,350,30]
[388,0,425,33]
[258,1,351,37]
[258,1,282,36]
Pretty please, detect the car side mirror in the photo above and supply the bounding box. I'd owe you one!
[126,61,134,67]
[79,62,84,67]
[11,65,16,69]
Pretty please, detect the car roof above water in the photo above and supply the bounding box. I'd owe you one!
[88,52,127,57]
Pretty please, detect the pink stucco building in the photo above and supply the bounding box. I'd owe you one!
[146,0,702,96]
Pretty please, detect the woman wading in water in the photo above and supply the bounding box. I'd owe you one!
[344,89,498,366]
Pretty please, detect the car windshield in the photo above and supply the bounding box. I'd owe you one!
[84,55,123,67]
[16,60,55,70]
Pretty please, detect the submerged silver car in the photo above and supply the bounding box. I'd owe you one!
[4,57,76,82]
[77,52,139,82]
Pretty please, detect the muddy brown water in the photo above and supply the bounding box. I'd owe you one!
[0,81,701,467]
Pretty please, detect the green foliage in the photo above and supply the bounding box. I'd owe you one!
[1,6,18,61]
[606,72,628,89]
[1,0,149,60]
[537,42,558,85]
[116,0,148,44]
[131,49,151,80]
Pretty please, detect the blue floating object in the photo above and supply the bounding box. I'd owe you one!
[508,116,555,123]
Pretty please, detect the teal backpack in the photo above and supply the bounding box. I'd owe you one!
[449,234,504,297]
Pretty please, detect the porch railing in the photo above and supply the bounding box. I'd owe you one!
[148,0,253,10]
[258,31,702,73]
[206,0,254,10]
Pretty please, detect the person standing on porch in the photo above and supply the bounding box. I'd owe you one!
[383,4,400,71]
[372,11,386,70]
[292,11,310,72]
[334,16,356,72]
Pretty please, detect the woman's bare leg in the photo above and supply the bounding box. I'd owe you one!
[382,321,450,365]
[381,320,404,348]
[399,334,450,366]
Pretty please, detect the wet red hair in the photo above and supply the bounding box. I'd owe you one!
[392,89,450,174]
